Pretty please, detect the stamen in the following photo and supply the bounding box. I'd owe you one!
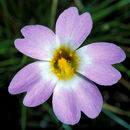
[50,46,79,80]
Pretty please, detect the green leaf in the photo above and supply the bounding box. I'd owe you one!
[102,108,130,129]
[62,124,72,130]
[92,0,129,22]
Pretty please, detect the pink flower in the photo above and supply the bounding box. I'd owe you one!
[8,7,126,125]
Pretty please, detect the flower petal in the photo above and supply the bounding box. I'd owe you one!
[78,61,121,85]
[56,7,92,49]
[52,79,81,125]
[8,61,58,107]
[78,42,126,64]
[15,25,58,60]
[73,76,103,118]
[23,79,55,107]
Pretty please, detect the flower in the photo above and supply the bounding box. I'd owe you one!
[8,7,126,125]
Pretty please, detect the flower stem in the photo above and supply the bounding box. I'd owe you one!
[42,102,59,123]
[21,104,26,130]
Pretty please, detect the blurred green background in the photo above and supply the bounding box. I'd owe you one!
[0,0,130,129]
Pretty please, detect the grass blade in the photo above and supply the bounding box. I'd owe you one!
[62,124,72,130]
[42,103,59,123]
[21,104,27,130]
[102,108,130,129]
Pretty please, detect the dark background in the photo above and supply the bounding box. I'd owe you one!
[0,0,130,129]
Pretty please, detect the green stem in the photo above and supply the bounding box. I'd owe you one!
[42,102,59,123]
[21,104,26,130]
[49,0,58,30]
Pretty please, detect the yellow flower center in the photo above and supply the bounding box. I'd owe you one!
[50,46,79,80]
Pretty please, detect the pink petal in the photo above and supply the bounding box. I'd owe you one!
[56,7,92,49]
[78,62,121,86]
[78,42,126,64]
[73,77,103,118]
[15,25,57,60]
[52,81,81,125]
[8,61,57,107]
[23,79,55,107]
